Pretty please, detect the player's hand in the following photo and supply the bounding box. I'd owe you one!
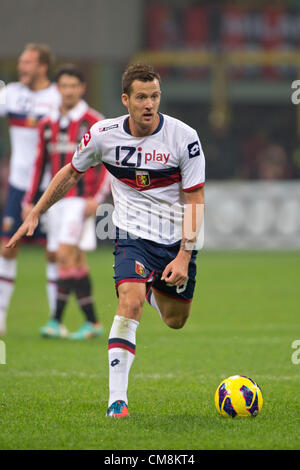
[21,203,34,221]
[5,211,39,249]
[161,252,190,286]
[84,198,98,217]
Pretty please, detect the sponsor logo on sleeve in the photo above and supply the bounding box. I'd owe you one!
[188,141,200,158]
[99,124,119,132]
[77,130,91,153]
[83,130,91,146]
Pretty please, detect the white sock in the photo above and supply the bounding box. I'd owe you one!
[108,315,139,407]
[147,288,162,319]
[46,262,58,317]
[0,257,17,325]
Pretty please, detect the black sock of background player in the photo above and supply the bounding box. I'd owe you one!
[74,274,98,324]
[54,277,75,322]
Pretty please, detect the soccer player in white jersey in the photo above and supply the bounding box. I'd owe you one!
[0,43,61,336]
[6,64,205,418]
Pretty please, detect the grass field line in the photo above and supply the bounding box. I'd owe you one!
[2,369,299,383]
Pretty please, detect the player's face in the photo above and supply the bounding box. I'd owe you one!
[122,79,161,135]
[18,50,45,87]
[57,75,86,110]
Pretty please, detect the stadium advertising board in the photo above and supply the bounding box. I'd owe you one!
[204,181,300,250]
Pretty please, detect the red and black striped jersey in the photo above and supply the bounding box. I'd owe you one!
[26,100,110,204]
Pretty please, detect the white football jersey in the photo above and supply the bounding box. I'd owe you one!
[0,82,61,191]
[72,113,205,245]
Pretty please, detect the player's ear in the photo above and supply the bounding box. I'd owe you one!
[121,93,129,109]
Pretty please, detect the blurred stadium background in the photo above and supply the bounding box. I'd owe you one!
[1,0,300,250]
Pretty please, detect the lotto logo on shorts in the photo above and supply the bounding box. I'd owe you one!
[188,141,200,158]
[135,261,146,278]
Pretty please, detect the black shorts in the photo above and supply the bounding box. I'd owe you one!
[113,229,197,303]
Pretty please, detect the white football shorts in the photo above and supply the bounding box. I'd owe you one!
[46,197,97,252]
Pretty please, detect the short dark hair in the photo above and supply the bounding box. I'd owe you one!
[24,43,55,75]
[122,63,161,95]
[54,64,85,83]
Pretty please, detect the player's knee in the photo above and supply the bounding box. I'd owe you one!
[118,292,144,320]
[117,283,145,321]
[164,312,189,330]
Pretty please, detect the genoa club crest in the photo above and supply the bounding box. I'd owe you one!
[135,170,150,188]
[26,115,38,127]
[135,261,146,278]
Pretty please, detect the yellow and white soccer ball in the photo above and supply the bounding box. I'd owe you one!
[215,375,263,418]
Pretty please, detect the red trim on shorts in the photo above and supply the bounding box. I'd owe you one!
[116,278,146,288]
[152,286,193,303]
[116,270,155,290]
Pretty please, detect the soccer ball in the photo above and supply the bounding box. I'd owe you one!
[215,375,263,418]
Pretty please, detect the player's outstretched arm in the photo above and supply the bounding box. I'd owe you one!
[6,163,83,248]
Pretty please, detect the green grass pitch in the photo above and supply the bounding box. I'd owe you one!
[0,246,299,450]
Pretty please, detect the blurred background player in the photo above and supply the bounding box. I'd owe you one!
[23,64,110,339]
[0,43,61,336]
